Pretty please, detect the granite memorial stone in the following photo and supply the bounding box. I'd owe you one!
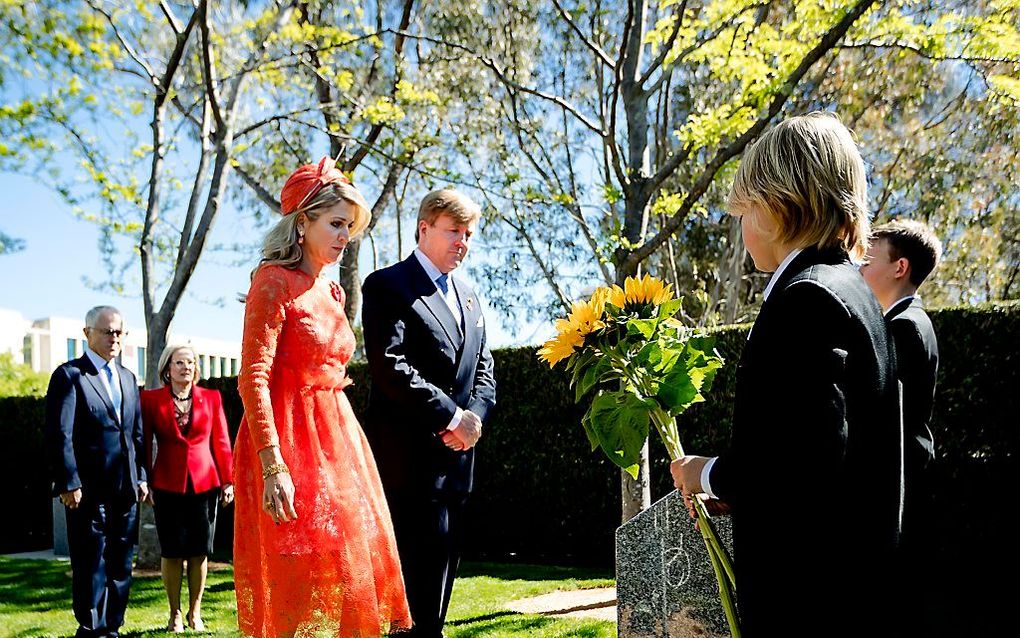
[617,490,736,637]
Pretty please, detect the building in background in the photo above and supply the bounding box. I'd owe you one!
[0,308,240,385]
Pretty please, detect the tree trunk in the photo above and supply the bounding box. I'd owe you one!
[341,240,363,322]
[621,440,652,521]
[616,0,653,522]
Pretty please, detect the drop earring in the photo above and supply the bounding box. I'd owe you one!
[298,233,305,245]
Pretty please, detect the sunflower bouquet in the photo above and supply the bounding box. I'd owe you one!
[538,274,740,636]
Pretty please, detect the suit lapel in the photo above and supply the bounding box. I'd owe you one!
[405,256,464,349]
[190,387,206,439]
[115,361,131,424]
[157,389,182,440]
[81,357,120,425]
[452,279,482,387]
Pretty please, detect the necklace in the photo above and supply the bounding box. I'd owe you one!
[170,386,193,435]
[170,386,193,402]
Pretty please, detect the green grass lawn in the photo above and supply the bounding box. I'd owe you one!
[0,557,616,638]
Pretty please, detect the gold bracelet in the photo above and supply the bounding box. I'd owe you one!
[262,463,290,479]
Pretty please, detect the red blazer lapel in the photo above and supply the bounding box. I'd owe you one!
[190,387,209,439]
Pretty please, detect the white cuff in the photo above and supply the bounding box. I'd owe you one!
[700,457,718,499]
[446,407,464,431]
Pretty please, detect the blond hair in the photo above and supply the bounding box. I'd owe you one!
[157,344,199,386]
[728,111,870,261]
[415,189,481,241]
[256,183,372,275]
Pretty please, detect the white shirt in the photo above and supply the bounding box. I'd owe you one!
[84,346,120,420]
[412,248,464,432]
[414,248,463,329]
[700,247,805,498]
[885,294,917,316]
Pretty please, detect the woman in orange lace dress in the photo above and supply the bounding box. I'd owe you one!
[233,158,411,638]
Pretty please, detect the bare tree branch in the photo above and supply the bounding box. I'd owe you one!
[397,30,605,135]
[176,96,213,270]
[198,0,224,130]
[159,0,184,35]
[838,41,1020,64]
[235,163,283,213]
[86,0,158,85]
[551,0,616,68]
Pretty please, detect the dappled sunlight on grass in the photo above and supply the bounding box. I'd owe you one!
[1,558,615,638]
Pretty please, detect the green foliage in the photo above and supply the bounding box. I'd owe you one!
[0,353,48,397]
[545,281,725,477]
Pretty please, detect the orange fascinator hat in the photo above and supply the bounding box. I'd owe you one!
[280,156,351,216]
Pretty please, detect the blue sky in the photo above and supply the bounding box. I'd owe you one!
[0,172,544,349]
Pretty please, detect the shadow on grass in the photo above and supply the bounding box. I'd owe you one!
[458,562,612,583]
[447,610,518,626]
[450,614,609,638]
[0,558,71,610]
[5,628,50,638]
[205,580,235,594]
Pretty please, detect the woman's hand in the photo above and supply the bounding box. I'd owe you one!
[220,483,234,506]
[262,472,297,524]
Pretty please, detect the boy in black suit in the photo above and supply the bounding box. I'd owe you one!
[862,218,942,635]
[670,113,904,637]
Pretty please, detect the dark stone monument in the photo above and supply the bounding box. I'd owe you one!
[52,497,69,556]
[616,490,735,637]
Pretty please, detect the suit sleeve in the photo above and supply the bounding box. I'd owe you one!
[467,322,496,423]
[130,374,147,484]
[710,280,853,506]
[362,273,460,433]
[889,317,924,390]
[208,390,234,484]
[44,366,79,495]
[238,266,289,451]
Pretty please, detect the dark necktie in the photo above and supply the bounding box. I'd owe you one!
[436,274,449,295]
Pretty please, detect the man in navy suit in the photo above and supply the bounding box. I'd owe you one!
[861,219,942,634]
[363,189,496,638]
[45,306,148,638]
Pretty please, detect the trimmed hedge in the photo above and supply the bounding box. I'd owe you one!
[5,303,1017,618]
[1,396,50,554]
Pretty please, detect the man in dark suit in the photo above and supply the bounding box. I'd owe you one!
[861,219,942,633]
[362,189,496,638]
[45,306,148,638]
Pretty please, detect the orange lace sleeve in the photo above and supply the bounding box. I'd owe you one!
[238,265,290,451]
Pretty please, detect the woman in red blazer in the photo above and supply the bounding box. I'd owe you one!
[141,344,233,633]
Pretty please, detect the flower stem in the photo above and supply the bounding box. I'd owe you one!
[651,407,741,636]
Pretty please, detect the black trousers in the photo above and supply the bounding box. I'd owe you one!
[387,489,468,638]
[65,489,139,638]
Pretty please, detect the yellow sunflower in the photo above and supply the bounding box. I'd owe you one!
[625,274,673,305]
[537,329,584,367]
[604,274,675,310]
[568,295,607,336]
